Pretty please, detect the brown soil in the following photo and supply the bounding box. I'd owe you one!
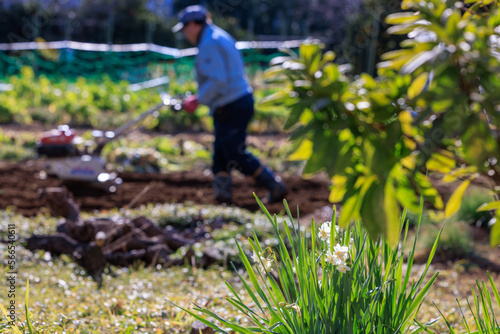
[0,160,333,218]
[2,125,499,277]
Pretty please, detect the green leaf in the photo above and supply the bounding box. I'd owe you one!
[340,175,376,228]
[288,139,312,161]
[414,173,444,209]
[477,201,500,212]
[299,42,322,75]
[329,175,348,203]
[491,211,500,247]
[408,72,429,99]
[268,56,291,66]
[381,49,415,61]
[441,166,477,183]
[401,48,443,74]
[385,178,401,247]
[387,24,421,35]
[385,12,421,25]
[461,115,498,168]
[425,152,456,174]
[360,182,385,239]
[322,63,339,83]
[339,192,361,229]
[257,90,293,110]
[261,65,287,80]
[401,0,415,10]
[445,10,461,37]
[445,179,471,218]
[321,50,336,64]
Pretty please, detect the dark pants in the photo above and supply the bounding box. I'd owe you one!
[212,93,261,176]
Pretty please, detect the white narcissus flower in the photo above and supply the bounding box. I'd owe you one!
[289,304,301,314]
[325,250,342,265]
[325,249,336,264]
[334,243,349,262]
[260,257,273,273]
[318,221,331,242]
[252,251,273,273]
[337,264,351,273]
[318,221,341,244]
[251,251,260,263]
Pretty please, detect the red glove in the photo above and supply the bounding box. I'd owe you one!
[182,95,199,114]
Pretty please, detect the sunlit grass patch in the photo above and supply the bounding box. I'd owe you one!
[0,260,254,333]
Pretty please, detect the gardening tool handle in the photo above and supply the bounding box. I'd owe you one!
[92,101,167,155]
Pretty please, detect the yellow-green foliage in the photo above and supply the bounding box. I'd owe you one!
[1,66,288,133]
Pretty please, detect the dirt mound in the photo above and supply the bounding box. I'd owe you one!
[0,161,333,218]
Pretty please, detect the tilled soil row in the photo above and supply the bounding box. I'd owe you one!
[0,161,333,218]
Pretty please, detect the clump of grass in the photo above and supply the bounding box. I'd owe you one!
[438,272,500,333]
[172,198,442,333]
[0,279,35,334]
[455,188,494,228]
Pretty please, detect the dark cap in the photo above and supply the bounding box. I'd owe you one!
[172,5,207,33]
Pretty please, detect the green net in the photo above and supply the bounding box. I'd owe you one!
[0,47,287,83]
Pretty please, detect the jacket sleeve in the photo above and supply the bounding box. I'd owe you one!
[196,45,228,107]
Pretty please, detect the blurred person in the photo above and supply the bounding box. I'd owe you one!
[172,4,287,204]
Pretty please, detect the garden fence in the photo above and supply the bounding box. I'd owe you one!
[0,40,302,84]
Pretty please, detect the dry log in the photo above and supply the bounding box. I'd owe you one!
[25,233,78,256]
[25,234,106,284]
[130,216,164,237]
[39,187,80,222]
[43,187,196,251]
[32,187,205,282]
[40,187,94,242]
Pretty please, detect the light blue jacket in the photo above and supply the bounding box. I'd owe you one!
[195,24,253,113]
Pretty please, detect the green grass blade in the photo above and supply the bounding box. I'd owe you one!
[433,301,457,334]
[403,200,425,296]
[0,304,23,334]
[406,272,439,326]
[190,305,261,334]
[236,241,271,306]
[412,318,438,333]
[268,273,286,303]
[457,299,472,333]
[415,223,444,289]
[226,298,264,325]
[250,232,263,253]
[269,322,288,331]
[225,281,267,322]
[489,272,500,307]
[166,300,233,334]
[230,262,267,318]
[25,279,34,334]
[479,280,493,329]
[467,294,485,333]
[254,193,275,223]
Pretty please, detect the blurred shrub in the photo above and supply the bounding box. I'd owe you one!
[455,188,494,228]
[421,221,473,260]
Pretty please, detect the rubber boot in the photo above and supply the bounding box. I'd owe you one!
[255,167,287,203]
[213,174,232,203]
